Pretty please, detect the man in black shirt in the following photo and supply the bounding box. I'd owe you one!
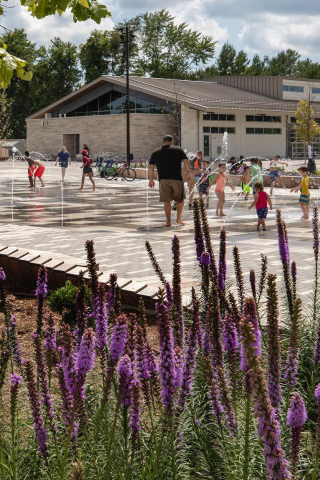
[149,135,191,226]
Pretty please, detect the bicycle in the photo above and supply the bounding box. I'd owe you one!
[104,162,136,181]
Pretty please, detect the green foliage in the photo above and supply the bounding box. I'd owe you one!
[134,9,216,79]
[295,100,320,146]
[48,280,91,325]
[0,90,12,138]
[0,45,32,89]
[216,42,250,76]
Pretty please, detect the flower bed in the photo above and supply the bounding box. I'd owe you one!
[0,207,320,478]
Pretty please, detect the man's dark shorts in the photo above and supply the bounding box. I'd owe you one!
[159,179,185,203]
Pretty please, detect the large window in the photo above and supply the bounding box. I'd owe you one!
[313,87,320,94]
[67,90,170,116]
[203,135,210,156]
[283,85,304,92]
[246,115,281,122]
[203,113,235,121]
[203,127,235,133]
[246,128,281,135]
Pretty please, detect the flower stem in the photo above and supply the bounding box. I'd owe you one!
[243,392,251,480]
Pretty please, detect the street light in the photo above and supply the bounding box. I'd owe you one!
[119,25,136,167]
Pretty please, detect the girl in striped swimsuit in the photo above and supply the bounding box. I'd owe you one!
[210,163,235,217]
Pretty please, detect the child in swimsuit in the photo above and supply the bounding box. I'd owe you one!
[269,155,288,197]
[240,166,251,200]
[249,182,273,231]
[210,163,235,217]
[290,166,310,220]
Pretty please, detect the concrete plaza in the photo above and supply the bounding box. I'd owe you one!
[0,159,318,303]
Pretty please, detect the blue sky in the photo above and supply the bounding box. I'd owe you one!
[2,0,320,63]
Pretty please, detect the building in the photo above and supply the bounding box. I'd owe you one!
[27,76,320,160]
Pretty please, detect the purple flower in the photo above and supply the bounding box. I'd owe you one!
[249,270,257,301]
[85,240,99,298]
[107,273,118,317]
[94,285,108,371]
[110,315,128,366]
[315,383,320,401]
[10,372,22,388]
[276,211,293,317]
[33,334,56,429]
[56,364,78,437]
[8,315,23,367]
[76,328,96,377]
[24,359,48,458]
[130,375,141,452]
[157,295,176,413]
[201,252,211,266]
[35,265,48,335]
[223,314,239,353]
[286,299,302,386]
[136,325,152,405]
[118,355,133,407]
[75,271,88,351]
[172,235,184,349]
[267,275,282,410]
[193,200,205,262]
[0,268,5,282]
[313,206,319,262]
[218,228,227,291]
[44,313,57,353]
[241,298,261,372]
[287,392,307,476]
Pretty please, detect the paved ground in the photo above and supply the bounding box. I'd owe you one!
[0,159,319,302]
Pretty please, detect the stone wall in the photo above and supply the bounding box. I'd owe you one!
[27,114,176,159]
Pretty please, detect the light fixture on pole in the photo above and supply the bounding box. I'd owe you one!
[119,25,136,167]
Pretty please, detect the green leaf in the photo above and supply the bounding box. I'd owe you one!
[0,47,32,89]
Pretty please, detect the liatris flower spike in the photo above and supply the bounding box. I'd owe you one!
[218,228,227,291]
[193,199,205,262]
[266,274,281,410]
[85,240,99,298]
[287,392,307,477]
[118,354,133,407]
[36,265,48,335]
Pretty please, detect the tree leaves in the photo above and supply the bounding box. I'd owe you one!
[0,45,33,89]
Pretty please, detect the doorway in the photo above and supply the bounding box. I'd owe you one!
[62,134,80,158]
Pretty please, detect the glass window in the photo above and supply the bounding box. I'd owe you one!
[218,127,226,133]
[219,114,226,121]
[204,135,210,156]
[87,98,99,113]
[211,127,219,133]
[264,128,273,134]
[255,128,263,134]
[246,128,254,134]
[227,127,235,133]
[272,128,281,134]
[136,98,149,108]
[255,115,264,122]
[211,114,219,121]
[284,85,304,92]
[99,92,111,113]
[264,116,281,123]
[291,117,296,123]
[203,127,210,133]
[203,113,211,120]
[246,115,254,122]
[110,91,124,112]
[227,115,235,121]
[313,88,320,94]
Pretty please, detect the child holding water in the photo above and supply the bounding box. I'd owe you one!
[240,166,251,200]
[210,163,235,217]
[198,160,211,207]
[249,182,273,231]
[290,166,310,220]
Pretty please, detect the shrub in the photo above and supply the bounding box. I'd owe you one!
[48,280,91,326]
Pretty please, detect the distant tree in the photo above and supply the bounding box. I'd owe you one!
[192,64,219,80]
[0,28,38,137]
[79,30,112,82]
[135,9,216,78]
[32,38,81,111]
[265,49,300,76]
[295,59,320,79]
[246,54,268,76]
[0,91,12,139]
[295,99,320,161]
[216,42,249,76]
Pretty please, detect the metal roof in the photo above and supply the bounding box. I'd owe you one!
[27,76,317,119]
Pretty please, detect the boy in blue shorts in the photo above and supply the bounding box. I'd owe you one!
[290,166,310,220]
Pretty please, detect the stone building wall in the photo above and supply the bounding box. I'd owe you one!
[27,114,177,159]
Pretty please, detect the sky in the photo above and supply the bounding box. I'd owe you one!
[2,0,320,63]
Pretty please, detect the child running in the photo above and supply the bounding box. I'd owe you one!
[250,158,263,194]
[240,166,251,200]
[210,163,235,217]
[249,182,273,231]
[290,166,310,220]
[80,150,96,191]
[269,155,288,197]
[198,160,211,207]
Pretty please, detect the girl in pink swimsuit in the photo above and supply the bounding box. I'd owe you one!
[210,163,235,217]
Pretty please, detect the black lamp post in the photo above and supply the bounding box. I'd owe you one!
[119,25,135,167]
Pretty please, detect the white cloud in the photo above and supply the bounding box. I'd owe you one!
[239,14,320,58]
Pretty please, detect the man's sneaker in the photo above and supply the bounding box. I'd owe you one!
[173,202,177,210]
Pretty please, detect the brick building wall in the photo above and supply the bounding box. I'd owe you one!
[27,114,177,159]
